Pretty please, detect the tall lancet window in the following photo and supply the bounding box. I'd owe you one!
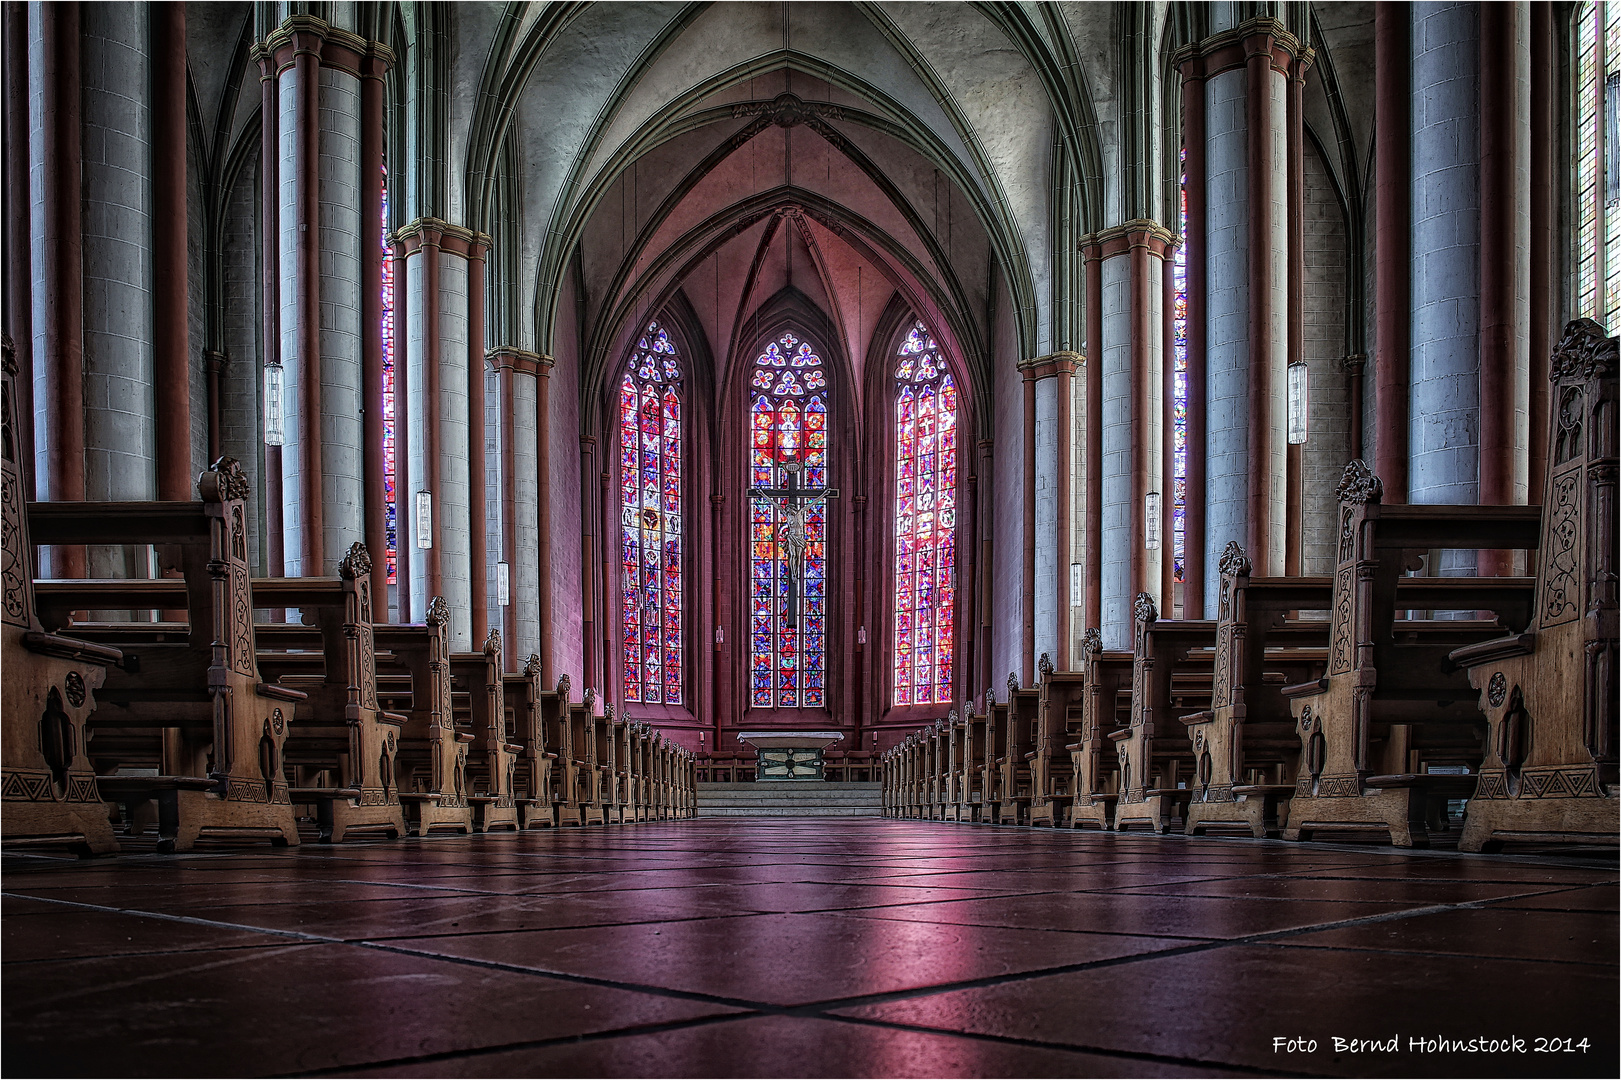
[1575,1,1620,329]
[749,332,829,708]
[1172,147,1189,583]
[892,322,957,706]
[619,322,685,706]
[381,164,397,585]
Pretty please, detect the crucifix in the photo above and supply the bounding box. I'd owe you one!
[750,458,838,628]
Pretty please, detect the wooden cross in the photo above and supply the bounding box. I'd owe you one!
[749,460,838,628]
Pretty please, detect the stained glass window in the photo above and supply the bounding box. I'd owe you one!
[1575,1,1621,331]
[381,166,397,587]
[892,322,957,706]
[1172,147,1188,584]
[619,322,685,705]
[749,332,828,708]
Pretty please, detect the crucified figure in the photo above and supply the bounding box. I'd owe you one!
[750,459,837,628]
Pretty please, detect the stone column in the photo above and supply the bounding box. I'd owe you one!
[492,347,542,665]
[1082,248,1103,631]
[1093,223,1170,649]
[1019,352,1078,670]
[269,15,369,577]
[1409,1,1487,575]
[5,1,32,498]
[254,45,284,579]
[29,0,84,578]
[466,239,490,645]
[79,3,155,577]
[151,2,189,502]
[1188,17,1301,588]
[400,218,475,650]
[1374,1,1410,501]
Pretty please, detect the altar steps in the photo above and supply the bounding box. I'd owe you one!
[696,782,883,817]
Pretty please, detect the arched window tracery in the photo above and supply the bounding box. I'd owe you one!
[619,322,684,706]
[892,322,957,706]
[749,332,828,709]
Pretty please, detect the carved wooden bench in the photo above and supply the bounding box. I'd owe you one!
[1447,319,1619,851]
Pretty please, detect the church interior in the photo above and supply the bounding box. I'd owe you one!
[2,1,1617,1076]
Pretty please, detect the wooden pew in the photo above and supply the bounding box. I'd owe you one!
[1,336,124,856]
[1114,595,1217,833]
[248,547,406,843]
[373,599,474,836]
[544,674,583,826]
[28,460,305,851]
[1183,544,1328,838]
[999,672,1041,824]
[1449,319,1619,851]
[600,704,624,824]
[1282,460,1541,846]
[958,699,989,820]
[1069,630,1133,830]
[1029,664,1087,826]
[503,653,555,828]
[573,689,605,825]
[451,630,522,833]
[979,681,1011,822]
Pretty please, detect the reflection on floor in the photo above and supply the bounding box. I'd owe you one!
[3,820,1616,1078]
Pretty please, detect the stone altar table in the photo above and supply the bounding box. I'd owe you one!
[736,731,844,781]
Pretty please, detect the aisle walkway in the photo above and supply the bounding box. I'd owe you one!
[3,821,1616,1077]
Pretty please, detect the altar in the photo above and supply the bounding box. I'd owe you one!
[735,731,844,781]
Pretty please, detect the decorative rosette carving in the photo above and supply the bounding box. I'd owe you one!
[1335,459,1383,506]
[1550,318,1618,382]
[1218,541,1251,579]
[338,542,371,579]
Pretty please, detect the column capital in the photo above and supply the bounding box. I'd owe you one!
[266,17,372,76]
[394,217,477,255]
[1018,351,1083,381]
[1172,17,1310,80]
[203,348,229,374]
[1081,220,1176,260]
[487,347,549,376]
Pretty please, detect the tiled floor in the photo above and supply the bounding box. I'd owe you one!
[3,820,1616,1078]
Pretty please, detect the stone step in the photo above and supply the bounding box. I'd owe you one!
[696,781,882,818]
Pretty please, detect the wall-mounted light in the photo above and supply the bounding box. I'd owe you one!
[1070,563,1085,607]
[714,625,724,645]
[263,364,286,446]
[857,626,867,645]
[1287,362,1310,445]
[415,491,433,549]
[497,561,510,606]
[1144,492,1162,550]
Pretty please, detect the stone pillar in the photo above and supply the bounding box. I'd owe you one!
[466,239,490,645]
[29,0,84,577]
[1020,369,1036,684]
[1082,248,1103,631]
[400,218,475,650]
[5,1,32,498]
[151,2,189,502]
[1527,1,1553,498]
[1188,18,1301,589]
[79,3,155,578]
[1019,352,1078,668]
[269,16,369,577]
[1093,223,1170,649]
[254,46,284,579]
[1374,1,1410,502]
[492,348,543,666]
[1409,1,1482,573]
[535,355,555,667]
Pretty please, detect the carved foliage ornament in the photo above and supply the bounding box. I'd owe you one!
[1549,318,1618,383]
[1133,592,1158,625]
[524,653,543,678]
[1038,652,1054,677]
[339,542,372,579]
[1487,671,1508,708]
[1008,671,1020,695]
[426,595,451,626]
[1218,540,1251,579]
[1335,459,1383,506]
[207,456,253,502]
[484,628,502,658]
[1081,627,1103,655]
